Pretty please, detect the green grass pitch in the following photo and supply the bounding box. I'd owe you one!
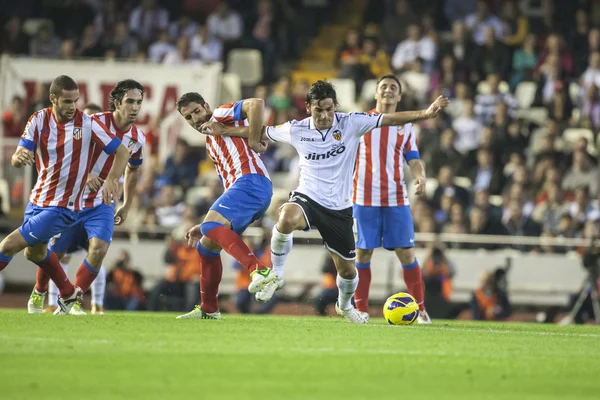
[0,310,599,400]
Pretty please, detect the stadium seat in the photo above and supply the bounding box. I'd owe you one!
[515,107,547,125]
[563,128,596,153]
[425,178,438,198]
[515,82,537,109]
[454,176,472,189]
[330,78,358,112]
[569,82,580,105]
[226,49,263,86]
[219,73,242,105]
[185,186,210,206]
[489,195,503,207]
[476,80,510,95]
[360,79,377,103]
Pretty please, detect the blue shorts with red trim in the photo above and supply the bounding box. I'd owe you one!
[353,204,415,250]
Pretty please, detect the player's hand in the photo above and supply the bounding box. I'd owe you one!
[86,174,103,192]
[185,224,202,247]
[414,176,426,196]
[102,178,119,205]
[249,139,268,154]
[12,148,35,167]
[200,121,225,136]
[114,205,129,225]
[425,95,449,118]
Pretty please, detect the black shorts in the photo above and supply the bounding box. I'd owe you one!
[285,191,356,260]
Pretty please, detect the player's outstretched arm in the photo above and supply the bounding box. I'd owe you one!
[381,95,449,127]
[11,146,35,168]
[114,164,140,225]
[103,144,129,205]
[408,159,426,196]
[200,122,270,141]
[241,98,266,153]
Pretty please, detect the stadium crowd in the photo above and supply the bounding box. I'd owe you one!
[1,0,599,261]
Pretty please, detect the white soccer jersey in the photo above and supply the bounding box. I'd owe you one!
[266,112,383,210]
[82,111,145,208]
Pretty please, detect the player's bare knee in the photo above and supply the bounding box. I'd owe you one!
[356,249,373,264]
[200,236,221,252]
[277,210,303,233]
[24,246,47,263]
[395,248,415,265]
[336,260,357,279]
[0,231,28,257]
[88,241,109,265]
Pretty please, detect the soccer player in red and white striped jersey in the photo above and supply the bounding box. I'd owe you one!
[0,75,130,314]
[175,93,275,319]
[30,80,146,315]
[353,75,432,324]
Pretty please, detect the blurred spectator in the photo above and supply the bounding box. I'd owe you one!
[245,0,278,82]
[500,1,528,49]
[582,84,600,131]
[470,269,511,320]
[336,29,366,90]
[432,165,470,209]
[148,30,175,63]
[464,0,504,46]
[94,0,120,39]
[427,128,463,177]
[451,98,482,154]
[535,34,574,79]
[510,33,538,90]
[147,220,201,312]
[430,55,467,97]
[572,9,591,76]
[207,2,243,44]
[463,126,500,171]
[155,185,186,229]
[1,15,28,55]
[445,82,470,119]
[562,151,600,198]
[234,229,276,314]
[503,200,542,251]
[29,20,61,58]
[2,96,26,138]
[106,21,138,60]
[422,246,455,318]
[291,79,310,120]
[444,0,477,25]
[469,148,504,195]
[360,37,391,79]
[499,122,528,161]
[440,21,474,71]
[469,28,510,83]
[383,0,415,49]
[161,139,199,191]
[169,15,199,42]
[26,83,51,117]
[269,76,292,123]
[78,24,105,58]
[466,207,507,250]
[566,186,600,227]
[314,255,338,316]
[195,179,224,218]
[472,188,502,222]
[474,73,519,125]
[163,36,192,65]
[105,250,144,311]
[129,0,169,43]
[391,23,436,73]
[59,39,76,60]
[581,51,600,93]
[190,24,223,62]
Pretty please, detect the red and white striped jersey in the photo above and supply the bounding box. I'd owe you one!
[353,109,420,207]
[206,100,270,190]
[19,108,120,211]
[82,111,145,208]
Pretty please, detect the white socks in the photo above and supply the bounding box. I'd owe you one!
[336,274,359,310]
[48,262,69,306]
[91,265,106,306]
[270,226,293,279]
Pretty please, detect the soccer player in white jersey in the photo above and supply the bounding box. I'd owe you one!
[0,75,130,314]
[353,75,431,324]
[28,80,146,315]
[201,80,448,323]
[175,93,275,320]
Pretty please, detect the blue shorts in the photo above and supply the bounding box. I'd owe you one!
[49,203,115,253]
[353,205,415,250]
[19,203,78,246]
[210,174,272,235]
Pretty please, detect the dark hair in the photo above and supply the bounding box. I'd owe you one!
[83,103,102,113]
[177,92,206,113]
[377,74,402,94]
[109,79,145,112]
[49,75,78,97]
[306,80,338,106]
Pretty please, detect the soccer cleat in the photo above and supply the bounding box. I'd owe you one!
[417,309,432,324]
[335,302,368,324]
[69,301,87,316]
[56,286,83,315]
[176,305,221,320]
[255,275,284,303]
[27,289,46,314]
[91,304,105,315]
[357,311,370,322]
[248,268,277,294]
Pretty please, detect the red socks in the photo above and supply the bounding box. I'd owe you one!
[74,260,98,293]
[402,260,425,311]
[202,224,268,272]
[199,254,223,313]
[35,267,51,293]
[354,262,371,313]
[36,251,74,298]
